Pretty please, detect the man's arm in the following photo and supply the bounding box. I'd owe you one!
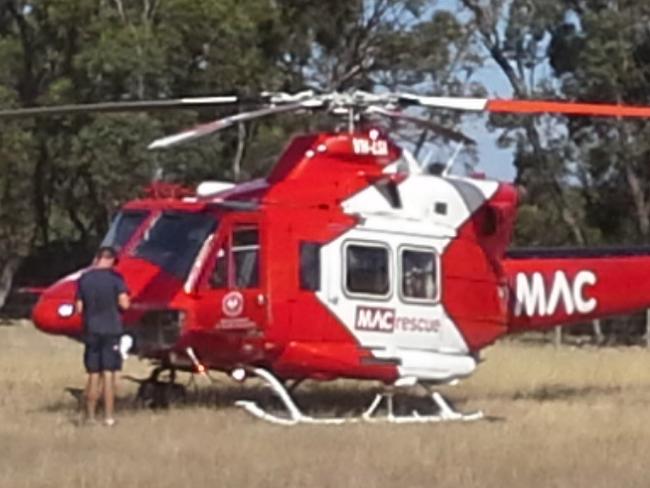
[75,278,84,314]
[118,292,130,311]
[115,273,131,311]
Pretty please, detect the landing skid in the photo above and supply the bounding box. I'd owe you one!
[234,368,483,426]
[361,390,483,423]
[235,368,349,425]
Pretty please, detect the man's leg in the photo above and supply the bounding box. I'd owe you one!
[102,371,116,423]
[83,334,102,422]
[85,372,101,422]
[97,375,105,415]
[101,335,122,425]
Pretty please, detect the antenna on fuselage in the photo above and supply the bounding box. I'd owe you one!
[443,142,465,176]
[386,148,422,175]
[422,146,436,168]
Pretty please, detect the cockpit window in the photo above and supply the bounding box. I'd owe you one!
[101,210,149,251]
[134,211,217,279]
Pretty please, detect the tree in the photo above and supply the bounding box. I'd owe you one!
[0,0,478,308]
[0,0,297,304]
[0,116,36,308]
[459,0,598,247]
[548,1,650,244]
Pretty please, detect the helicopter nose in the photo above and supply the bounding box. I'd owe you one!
[32,295,82,336]
[31,281,83,337]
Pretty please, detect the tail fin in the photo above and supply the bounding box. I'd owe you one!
[504,247,650,332]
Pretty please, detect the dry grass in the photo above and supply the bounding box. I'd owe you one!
[2,321,650,488]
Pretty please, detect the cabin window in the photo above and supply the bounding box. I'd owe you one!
[345,244,390,296]
[400,248,438,302]
[208,226,260,289]
[299,242,321,291]
[233,226,259,288]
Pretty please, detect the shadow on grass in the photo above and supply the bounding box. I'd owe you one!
[510,384,623,402]
[41,379,482,421]
[40,378,630,426]
[0,318,29,327]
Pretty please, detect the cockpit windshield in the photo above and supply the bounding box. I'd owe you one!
[101,210,149,251]
[134,211,217,279]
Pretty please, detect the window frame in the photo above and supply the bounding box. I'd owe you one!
[231,225,260,289]
[398,245,441,305]
[101,209,150,251]
[206,222,261,290]
[131,210,218,280]
[342,240,393,301]
[208,243,229,289]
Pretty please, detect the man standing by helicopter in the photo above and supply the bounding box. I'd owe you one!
[75,246,130,426]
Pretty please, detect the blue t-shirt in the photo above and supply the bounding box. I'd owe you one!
[76,268,128,335]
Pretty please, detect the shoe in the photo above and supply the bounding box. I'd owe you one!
[84,418,98,427]
[103,418,116,427]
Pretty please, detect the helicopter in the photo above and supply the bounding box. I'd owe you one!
[18,89,650,425]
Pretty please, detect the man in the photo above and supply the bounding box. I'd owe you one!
[76,246,130,426]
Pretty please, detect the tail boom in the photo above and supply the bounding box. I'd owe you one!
[503,248,650,331]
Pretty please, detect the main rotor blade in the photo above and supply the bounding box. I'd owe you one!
[397,94,488,111]
[148,100,323,150]
[486,99,650,117]
[0,96,241,118]
[366,106,476,145]
[398,93,650,118]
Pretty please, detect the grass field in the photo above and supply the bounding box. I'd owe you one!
[2,321,650,488]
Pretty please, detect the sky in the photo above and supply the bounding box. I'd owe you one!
[465,68,517,182]
[435,0,517,182]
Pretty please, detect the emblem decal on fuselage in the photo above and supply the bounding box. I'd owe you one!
[222,291,244,318]
[514,270,597,317]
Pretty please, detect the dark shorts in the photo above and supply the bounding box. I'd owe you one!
[84,334,122,373]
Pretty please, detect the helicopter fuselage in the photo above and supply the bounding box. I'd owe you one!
[31,129,650,385]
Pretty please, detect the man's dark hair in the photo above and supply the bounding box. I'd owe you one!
[96,246,118,263]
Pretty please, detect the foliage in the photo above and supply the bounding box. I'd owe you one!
[460,0,650,250]
[0,0,474,300]
[4,0,650,344]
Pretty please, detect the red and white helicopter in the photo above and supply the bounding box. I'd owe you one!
[22,90,650,424]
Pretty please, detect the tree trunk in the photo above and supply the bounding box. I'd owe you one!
[592,319,604,345]
[624,163,650,239]
[232,122,246,182]
[0,257,21,310]
[554,326,562,348]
